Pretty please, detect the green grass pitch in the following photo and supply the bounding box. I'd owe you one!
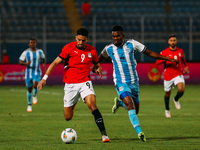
[0,85,199,150]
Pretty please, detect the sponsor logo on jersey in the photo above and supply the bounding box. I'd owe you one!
[119,86,124,91]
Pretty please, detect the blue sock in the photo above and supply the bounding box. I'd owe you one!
[128,109,142,135]
[27,91,32,105]
[119,100,127,110]
[33,88,38,97]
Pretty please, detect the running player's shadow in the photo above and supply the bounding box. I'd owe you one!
[111,136,200,141]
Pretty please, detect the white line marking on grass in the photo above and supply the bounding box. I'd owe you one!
[2,113,199,118]
[9,88,62,95]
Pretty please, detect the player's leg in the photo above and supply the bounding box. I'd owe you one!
[173,75,185,109]
[26,78,33,112]
[112,97,127,114]
[164,90,171,118]
[164,79,173,118]
[134,102,140,115]
[81,81,110,142]
[63,83,80,120]
[122,95,146,141]
[84,94,110,142]
[32,81,39,105]
[64,105,76,121]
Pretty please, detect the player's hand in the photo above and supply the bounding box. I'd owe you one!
[37,80,46,91]
[183,66,189,74]
[168,58,179,63]
[95,66,102,77]
[27,61,31,65]
[91,65,96,73]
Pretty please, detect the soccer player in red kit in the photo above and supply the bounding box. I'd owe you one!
[37,28,110,142]
[156,34,188,118]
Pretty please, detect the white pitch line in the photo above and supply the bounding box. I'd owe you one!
[9,88,62,95]
[1,113,200,117]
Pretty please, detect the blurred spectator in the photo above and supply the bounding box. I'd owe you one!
[81,1,91,16]
[2,49,9,63]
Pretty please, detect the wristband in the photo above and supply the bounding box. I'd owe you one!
[42,74,48,80]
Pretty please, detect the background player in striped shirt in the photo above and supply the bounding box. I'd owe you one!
[156,34,188,118]
[19,38,46,112]
[37,28,110,143]
[95,25,178,142]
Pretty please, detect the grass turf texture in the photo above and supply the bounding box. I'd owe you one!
[0,85,199,150]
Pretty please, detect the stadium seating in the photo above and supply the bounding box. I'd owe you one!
[0,0,73,40]
[0,0,199,63]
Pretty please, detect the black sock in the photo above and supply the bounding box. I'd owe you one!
[174,91,184,101]
[164,96,170,110]
[92,109,107,136]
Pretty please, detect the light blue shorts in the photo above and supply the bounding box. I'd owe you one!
[115,83,140,104]
[25,74,41,88]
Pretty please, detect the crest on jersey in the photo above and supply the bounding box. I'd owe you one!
[125,48,131,53]
[88,53,92,58]
[179,53,181,57]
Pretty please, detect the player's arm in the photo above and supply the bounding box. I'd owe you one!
[181,56,189,74]
[37,56,63,90]
[19,60,31,65]
[91,62,102,77]
[156,59,165,65]
[41,58,46,73]
[144,49,178,63]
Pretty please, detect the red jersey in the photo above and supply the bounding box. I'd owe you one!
[59,41,99,83]
[156,47,187,81]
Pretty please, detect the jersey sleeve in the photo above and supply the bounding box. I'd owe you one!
[132,39,146,53]
[100,46,109,58]
[156,51,165,65]
[92,48,99,64]
[180,49,187,66]
[59,44,70,59]
[19,51,27,61]
[40,50,45,59]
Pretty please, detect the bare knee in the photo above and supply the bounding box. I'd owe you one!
[65,116,72,121]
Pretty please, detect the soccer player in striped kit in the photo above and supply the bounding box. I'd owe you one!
[96,25,178,142]
[156,34,188,118]
[19,38,46,112]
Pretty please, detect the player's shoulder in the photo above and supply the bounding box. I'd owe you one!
[104,43,115,49]
[176,47,183,51]
[66,41,76,47]
[163,47,170,52]
[86,44,96,50]
[36,48,43,52]
[22,48,31,53]
[62,41,76,51]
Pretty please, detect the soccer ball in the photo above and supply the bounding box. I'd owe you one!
[61,128,77,144]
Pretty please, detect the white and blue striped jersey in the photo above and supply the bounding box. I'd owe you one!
[19,48,45,79]
[101,39,146,85]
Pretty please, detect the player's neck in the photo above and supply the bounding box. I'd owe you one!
[169,46,176,51]
[76,46,87,50]
[30,48,36,52]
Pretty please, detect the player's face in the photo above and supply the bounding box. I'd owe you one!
[112,31,124,47]
[168,37,177,48]
[76,35,88,49]
[29,40,37,49]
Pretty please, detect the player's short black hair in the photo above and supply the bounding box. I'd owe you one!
[29,38,37,43]
[77,28,89,37]
[112,25,124,32]
[168,34,177,39]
